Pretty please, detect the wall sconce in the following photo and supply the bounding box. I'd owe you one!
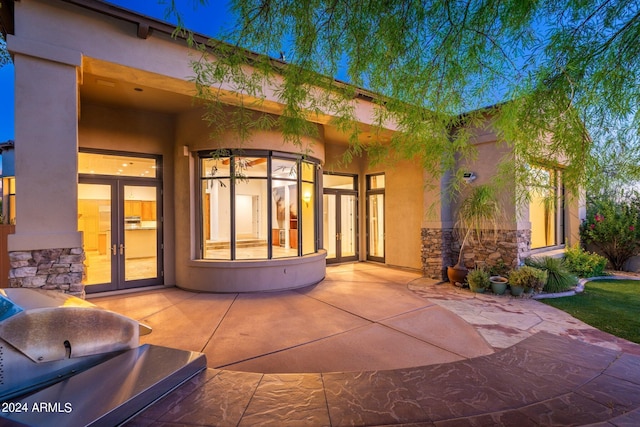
[303,191,312,207]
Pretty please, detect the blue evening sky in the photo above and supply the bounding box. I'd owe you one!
[0,0,230,142]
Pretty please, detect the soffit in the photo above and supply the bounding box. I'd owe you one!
[80,58,394,144]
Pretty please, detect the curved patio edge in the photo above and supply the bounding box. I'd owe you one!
[533,273,640,299]
[128,331,640,426]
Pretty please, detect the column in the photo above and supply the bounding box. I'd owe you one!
[7,35,85,297]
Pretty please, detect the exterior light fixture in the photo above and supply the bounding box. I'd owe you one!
[303,191,312,207]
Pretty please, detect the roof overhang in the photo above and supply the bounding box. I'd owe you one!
[0,0,14,37]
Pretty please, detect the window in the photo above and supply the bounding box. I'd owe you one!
[200,151,318,260]
[367,174,385,261]
[3,177,15,224]
[529,167,564,249]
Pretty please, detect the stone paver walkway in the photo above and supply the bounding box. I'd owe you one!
[88,263,640,426]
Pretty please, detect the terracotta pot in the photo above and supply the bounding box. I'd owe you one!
[447,265,468,286]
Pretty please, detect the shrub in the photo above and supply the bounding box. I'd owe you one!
[525,256,578,293]
[487,259,510,277]
[508,266,548,292]
[580,191,640,270]
[467,268,490,291]
[563,244,608,278]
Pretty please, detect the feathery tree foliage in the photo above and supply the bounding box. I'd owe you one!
[0,35,10,68]
[149,1,640,200]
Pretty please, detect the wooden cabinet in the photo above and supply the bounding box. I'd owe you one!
[141,201,156,221]
[125,201,142,217]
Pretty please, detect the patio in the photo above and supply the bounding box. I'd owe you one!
[91,262,640,426]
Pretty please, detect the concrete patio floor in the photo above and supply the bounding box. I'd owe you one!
[91,262,640,426]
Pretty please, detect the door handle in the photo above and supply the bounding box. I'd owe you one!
[112,244,117,256]
[119,244,125,255]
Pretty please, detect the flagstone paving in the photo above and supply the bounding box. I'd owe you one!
[90,263,640,426]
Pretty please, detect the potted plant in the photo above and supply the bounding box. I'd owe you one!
[508,265,547,296]
[447,184,503,285]
[489,275,508,295]
[467,268,490,293]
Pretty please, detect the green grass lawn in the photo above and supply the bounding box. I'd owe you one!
[541,279,640,344]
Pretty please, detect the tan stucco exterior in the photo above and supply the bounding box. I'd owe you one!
[3,0,584,294]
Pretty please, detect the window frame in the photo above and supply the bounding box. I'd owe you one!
[198,150,320,260]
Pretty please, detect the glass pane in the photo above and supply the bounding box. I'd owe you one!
[323,194,337,259]
[124,185,158,281]
[78,183,111,286]
[302,161,315,182]
[369,174,385,189]
[235,180,268,259]
[79,152,157,178]
[236,157,268,177]
[324,174,355,190]
[341,194,357,257]
[272,182,299,258]
[368,194,384,258]
[202,157,230,178]
[202,179,231,259]
[302,181,315,255]
[530,187,556,248]
[272,158,298,179]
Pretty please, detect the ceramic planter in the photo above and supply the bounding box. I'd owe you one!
[490,276,508,295]
[510,284,525,296]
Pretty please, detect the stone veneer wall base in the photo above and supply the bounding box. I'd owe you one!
[8,248,86,298]
[422,228,532,278]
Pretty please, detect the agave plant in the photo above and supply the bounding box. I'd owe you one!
[525,256,578,293]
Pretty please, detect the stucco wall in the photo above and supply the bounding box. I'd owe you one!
[323,143,425,270]
[78,103,177,285]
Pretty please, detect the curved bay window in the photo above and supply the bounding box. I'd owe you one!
[200,151,318,260]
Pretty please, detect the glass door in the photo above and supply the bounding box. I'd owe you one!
[323,193,358,263]
[323,173,358,264]
[79,182,114,290]
[122,183,160,285]
[79,179,161,293]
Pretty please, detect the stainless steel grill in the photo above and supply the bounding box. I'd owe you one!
[0,289,206,426]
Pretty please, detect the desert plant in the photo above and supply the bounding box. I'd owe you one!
[452,185,503,270]
[525,256,578,293]
[563,244,608,278]
[580,191,640,270]
[467,268,490,292]
[488,259,510,277]
[508,265,548,293]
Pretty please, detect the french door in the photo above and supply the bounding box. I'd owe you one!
[323,191,358,264]
[78,179,162,293]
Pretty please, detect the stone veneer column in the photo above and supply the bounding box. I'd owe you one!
[7,35,85,297]
[421,228,454,280]
[9,249,85,297]
[453,229,532,270]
